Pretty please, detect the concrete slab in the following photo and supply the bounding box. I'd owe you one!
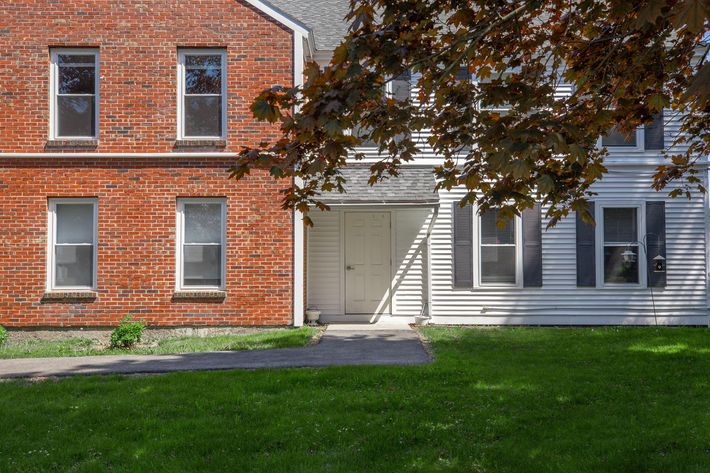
[0,327,431,379]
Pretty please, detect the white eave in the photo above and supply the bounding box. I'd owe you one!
[242,0,315,57]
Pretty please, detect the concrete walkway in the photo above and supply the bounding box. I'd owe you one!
[0,326,430,379]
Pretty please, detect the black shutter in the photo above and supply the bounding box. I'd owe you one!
[452,202,473,288]
[522,204,543,287]
[644,111,664,150]
[456,65,470,81]
[646,201,667,287]
[576,203,596,287]
[392,70,411,102]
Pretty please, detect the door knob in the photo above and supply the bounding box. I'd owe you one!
[346,265,355,270]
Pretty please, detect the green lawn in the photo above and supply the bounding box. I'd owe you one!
[0,327,317,359]
[1,327,709,472]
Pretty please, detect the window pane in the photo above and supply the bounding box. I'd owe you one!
[184,96,222,137]
[604,208,637,243]
[55,245,93,287]
[604,245,639,284]
[56,204,94,244]
[57,96,95,137]
[183,245,221,287]
[602,126,636,147]
[185,67,221,94]
[58,66,95,94]
[480,210,515,245]
[184,203,222,244]
[58,54,96,65]
[481,246,516,284]
[185,55,222,68]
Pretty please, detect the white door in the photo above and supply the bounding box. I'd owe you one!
[345,212,391,314]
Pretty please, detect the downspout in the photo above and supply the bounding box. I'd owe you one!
[424,205,439,320]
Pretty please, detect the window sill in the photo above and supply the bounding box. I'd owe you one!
[42,291,97,302]
[45,139,99,149]
[174,139,227,148]
[172,290,226,301]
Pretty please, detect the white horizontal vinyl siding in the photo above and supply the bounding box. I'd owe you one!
[307,210,342,314]
[392,209,432,316]
[431,166,708,322]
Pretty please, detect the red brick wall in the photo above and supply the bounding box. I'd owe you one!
[0,1,296,326]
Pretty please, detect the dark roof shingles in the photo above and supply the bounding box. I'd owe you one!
[318,166,439,204]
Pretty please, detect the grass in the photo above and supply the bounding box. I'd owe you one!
[1,327,709,472]
[0,327,317,359]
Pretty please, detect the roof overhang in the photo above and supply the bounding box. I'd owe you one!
[242,0,315,57]
[318,165,440,207]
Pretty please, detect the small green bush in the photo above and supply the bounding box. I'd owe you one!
[0,326,7,347]
[109,317,146,349]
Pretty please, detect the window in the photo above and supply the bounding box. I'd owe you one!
[477,209,521,286]
[353,71,411,147]
[47,199,97,290]
[177,49,226,139]
[601,125,638,147]
[600,206,642,285]
[50,49,99,139]
[176,199,226,290]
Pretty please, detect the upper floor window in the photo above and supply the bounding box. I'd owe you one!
[177,49,226,139]
[50,49,99,139]
[601,125,638,147]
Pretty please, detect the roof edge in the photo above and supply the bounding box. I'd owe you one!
[241,0,312,37]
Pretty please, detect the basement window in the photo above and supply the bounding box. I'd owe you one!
[177,49,227,139]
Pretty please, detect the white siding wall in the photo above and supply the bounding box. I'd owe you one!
[392,209,432,316]
[307,210,341,314]
[313,72,709,325]
[431,168,708,324]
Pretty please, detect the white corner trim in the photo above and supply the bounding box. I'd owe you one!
[291,30,306,327]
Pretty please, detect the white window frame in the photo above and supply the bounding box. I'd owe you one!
[177,49,227,140]
[175,198,227,291]
[595,201,647,288]
[47,198,98,291]
[49,48,100,140]
[598,126,645,152]
[473,209,523,288]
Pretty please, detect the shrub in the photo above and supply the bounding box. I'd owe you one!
[109,317,146,349]
[0,326,7,347]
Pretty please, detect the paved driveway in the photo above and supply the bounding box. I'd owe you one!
[0,327,431,379]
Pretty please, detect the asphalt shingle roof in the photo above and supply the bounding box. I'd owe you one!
[264,0,350,50]
[318,165,440,205]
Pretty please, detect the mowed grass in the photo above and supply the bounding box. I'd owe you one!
[1,327,709,472]
[0,327,317,359]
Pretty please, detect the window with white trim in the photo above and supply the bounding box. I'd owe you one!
[601,206,641,285]
[176,199,226,290]
[477,209,521,286]
[601,125,640,147]
[48,199,98,290]
[177,49,227,139]
[50,49,99,139]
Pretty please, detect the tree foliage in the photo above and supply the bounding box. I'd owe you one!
[232,0,710,226]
